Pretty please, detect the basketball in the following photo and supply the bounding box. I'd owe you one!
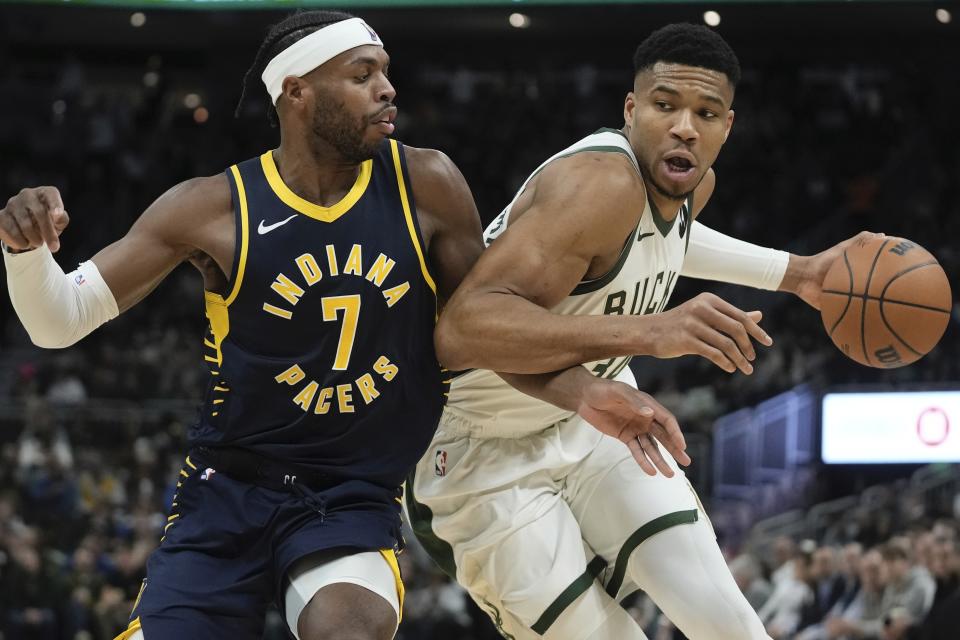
[820,236,952,368]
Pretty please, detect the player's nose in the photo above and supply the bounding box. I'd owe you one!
[378,76,396,104]
[669,109,698,143]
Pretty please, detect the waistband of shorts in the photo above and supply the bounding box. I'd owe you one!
[439,406,569,439]
[190,445,346,493]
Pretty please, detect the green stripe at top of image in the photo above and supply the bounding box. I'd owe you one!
[16,0,930,11]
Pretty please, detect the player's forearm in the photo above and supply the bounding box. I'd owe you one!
[3,245,119,348]
[435,291,655,373]
[681,222,791,290]
[497,365,593,412]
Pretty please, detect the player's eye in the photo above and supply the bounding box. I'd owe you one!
[355,73,370,83]
[701,110,718,119]
[655,101,673,111]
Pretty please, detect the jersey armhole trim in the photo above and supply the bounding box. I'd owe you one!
[389,140,438,299]
[570,223,638,296]
[204,164,249,309]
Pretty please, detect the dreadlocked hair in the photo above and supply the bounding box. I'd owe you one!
[633,23,741,88]
[236,9,356,125]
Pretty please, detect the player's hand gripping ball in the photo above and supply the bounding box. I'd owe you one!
[820,236,951,368]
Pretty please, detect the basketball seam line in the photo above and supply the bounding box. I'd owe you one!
[880,260,941,299]
[877,302,923,357]
[860,239,890,366]
[828,250,855,337]
[820,291,951,314]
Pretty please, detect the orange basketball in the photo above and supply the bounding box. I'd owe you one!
[820,236,952,368]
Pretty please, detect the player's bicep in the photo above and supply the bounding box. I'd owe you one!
[455,156,639,309]
[91,179,216,312]
[462,204,595,309]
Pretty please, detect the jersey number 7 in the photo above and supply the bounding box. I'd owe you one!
[322,295,361,370]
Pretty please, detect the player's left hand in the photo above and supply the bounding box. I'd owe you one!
[790,231,885,310]
[576,378,691,476]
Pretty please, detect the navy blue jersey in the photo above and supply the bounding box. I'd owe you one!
[188,139,448,488]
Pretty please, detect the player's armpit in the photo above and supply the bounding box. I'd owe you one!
[403,146,485,306]
[92,174,234,313]
[435,153,650,373]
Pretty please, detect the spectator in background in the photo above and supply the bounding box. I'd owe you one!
[858,541,936,640]
[771,536,799,587]
[760,541,816,639]
[731,553,774,611]
[798,546,847,631]
[839,543,864,607]
[802,547,885,640]
[916,537,960,640]
[0,526,63,640]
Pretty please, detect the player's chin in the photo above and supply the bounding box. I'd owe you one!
[368,121,396,139]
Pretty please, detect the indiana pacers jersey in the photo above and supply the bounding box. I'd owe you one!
[189,140,447,487]
[446,128,691,437]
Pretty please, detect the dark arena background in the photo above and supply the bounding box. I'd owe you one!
[1,0,958,638]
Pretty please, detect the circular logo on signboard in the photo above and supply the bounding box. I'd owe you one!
[916,407,950,447]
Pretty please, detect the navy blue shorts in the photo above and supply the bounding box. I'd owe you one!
[118,452,404,639]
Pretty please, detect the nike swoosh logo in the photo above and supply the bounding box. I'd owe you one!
[637,232,655,243]
[257,214,298,235]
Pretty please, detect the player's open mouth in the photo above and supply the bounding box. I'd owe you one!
[663,153,695,178]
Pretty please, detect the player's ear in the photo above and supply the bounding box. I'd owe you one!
[722,109,735,143]
[624,91,637,125]
[281,76,307,108]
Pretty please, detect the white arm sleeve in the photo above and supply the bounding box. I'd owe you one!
[681,221,790,291]
[3,245,119,349]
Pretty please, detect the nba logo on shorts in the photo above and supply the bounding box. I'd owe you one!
[201,467,216,481]
[434,450,447,477]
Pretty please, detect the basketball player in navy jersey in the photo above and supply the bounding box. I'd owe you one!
[2,10,499,640]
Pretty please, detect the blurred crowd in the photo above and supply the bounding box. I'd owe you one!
[1,11,959,640]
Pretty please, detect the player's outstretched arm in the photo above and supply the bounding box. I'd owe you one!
[684,170,884,308]
[500,366,691,476]
[434,154,771,375]
[1,177,230,348]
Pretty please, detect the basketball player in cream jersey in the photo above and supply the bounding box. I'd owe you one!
[406,24,879,640]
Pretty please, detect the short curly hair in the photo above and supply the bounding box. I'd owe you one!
[632,23,741,88]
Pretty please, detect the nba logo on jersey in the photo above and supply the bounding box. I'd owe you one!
[435,450,447,477]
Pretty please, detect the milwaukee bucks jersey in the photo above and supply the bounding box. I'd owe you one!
[446,128,691,437]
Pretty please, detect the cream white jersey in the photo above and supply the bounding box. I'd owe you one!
[446,128,693,437]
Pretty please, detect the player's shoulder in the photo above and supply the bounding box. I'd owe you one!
[139,173,233,243]
[401,145,462,187]
[400,144,473,211]
[164,173,231,208]
[155,173,232,219]
[534,149,644,210]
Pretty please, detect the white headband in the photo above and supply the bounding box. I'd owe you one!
[261,18,384,105]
